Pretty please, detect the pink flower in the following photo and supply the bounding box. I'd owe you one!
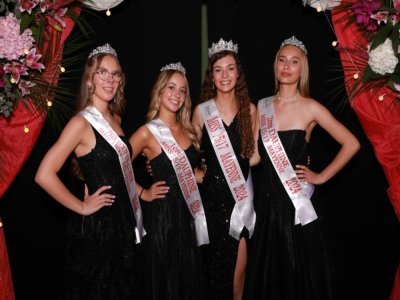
[18,80,36,96]
[0,14,34,60]
[24,48,45,71]
[352,0,382,31]
[4,62,29,83]
[394,0,400,12]
[47,7,68,27]
[371,11,389,24]
[19,0,40,14]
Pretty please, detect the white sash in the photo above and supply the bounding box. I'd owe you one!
[257,97,318,225]
[199,99,256,240]
[79,106,146,243]
[146,118,209,246]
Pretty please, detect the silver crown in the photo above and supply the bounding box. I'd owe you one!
[160,62,186,74]
[280,36,307,55]
[88,43,117,59]
[208,38,238,57]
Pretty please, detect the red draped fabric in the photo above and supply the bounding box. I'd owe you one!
[332,3,400,299]
[0,223,14,300]
[0,16,77,300]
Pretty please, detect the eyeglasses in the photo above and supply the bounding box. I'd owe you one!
[95,68,122,82]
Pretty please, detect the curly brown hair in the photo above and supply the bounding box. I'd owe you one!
[199,51,254,158]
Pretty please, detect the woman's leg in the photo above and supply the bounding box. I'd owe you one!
[233,238,247,300]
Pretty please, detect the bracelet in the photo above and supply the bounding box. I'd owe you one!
[139,188,145,199]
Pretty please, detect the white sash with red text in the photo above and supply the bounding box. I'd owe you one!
[199,99,256,240]
[146,118,209,246]
[258,97,318,225]
[80,106,146,243]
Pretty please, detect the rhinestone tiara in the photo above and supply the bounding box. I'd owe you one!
[280,36,307,55]
[88,43,117,59]
[208,38,238,58]
[160,62,186,74]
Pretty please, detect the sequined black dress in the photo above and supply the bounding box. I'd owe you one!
[144,144,202,300]
[200,115,250,300]
[64,127,143,300]
[244,130,336,300]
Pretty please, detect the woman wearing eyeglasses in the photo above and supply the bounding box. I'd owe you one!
[35,44,162,299]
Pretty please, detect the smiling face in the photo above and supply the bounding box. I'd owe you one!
[90,55,122,104]
[212,54,238,94]
[159,72,187,113]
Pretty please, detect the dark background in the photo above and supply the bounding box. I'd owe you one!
[1,0,399,299]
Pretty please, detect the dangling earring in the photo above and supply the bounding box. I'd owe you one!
[87,85,93,93]
[212,82,215,90]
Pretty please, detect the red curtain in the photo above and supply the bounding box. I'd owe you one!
[332,3,400,299]
[0,16,77,300]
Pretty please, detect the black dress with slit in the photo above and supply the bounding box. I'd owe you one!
[200,115,250,300]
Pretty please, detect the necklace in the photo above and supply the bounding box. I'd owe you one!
[216,99,235,116]
[276,91,299,103]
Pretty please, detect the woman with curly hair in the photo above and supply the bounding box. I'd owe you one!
[192,38,257,300]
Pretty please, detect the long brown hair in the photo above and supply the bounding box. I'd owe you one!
[72,53,127,179]
[147,69,200,151]
[200,51,254,158]
[78,53,127,117]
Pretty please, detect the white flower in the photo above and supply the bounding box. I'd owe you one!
[368,38,398,75]
[302,0,342,10]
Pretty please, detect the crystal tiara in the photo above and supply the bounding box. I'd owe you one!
[160,62,186,74]
[208,38,239,57]
[88,43,117,59]
[280,36,307,55]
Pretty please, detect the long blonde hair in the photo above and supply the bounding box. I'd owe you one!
[274,45,310,97]
[147,69,200,150]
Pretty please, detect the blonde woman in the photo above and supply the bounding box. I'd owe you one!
[129,62,206,300]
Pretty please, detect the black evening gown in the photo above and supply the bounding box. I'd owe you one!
[144,144,203,300]
[200,115,250,300]
[64,127,144,300]
[245,130,336,300]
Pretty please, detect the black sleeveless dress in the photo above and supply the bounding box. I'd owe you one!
[144,144,203,300]
[200,115,250,300]
[244,130,336,300]
[64,127,144,300]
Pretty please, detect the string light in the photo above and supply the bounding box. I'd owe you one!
[0,220,2,228]
[317,6,322,12]
[332,41,338,47]
[378,94,385,101]
[353,73,359,80]
[60,66,65,73]
[10,77,15,84]
[106,9,111,16]
[47,100,53,107]
[24,125,29,133]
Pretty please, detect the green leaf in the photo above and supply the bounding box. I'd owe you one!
[20,12,34,33]
[370,23,393,50]
[362,66,375,81]
[390,22,399,53]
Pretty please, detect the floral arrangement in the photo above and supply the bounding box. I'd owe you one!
[303,0,400,100]
[0,0,77,118]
